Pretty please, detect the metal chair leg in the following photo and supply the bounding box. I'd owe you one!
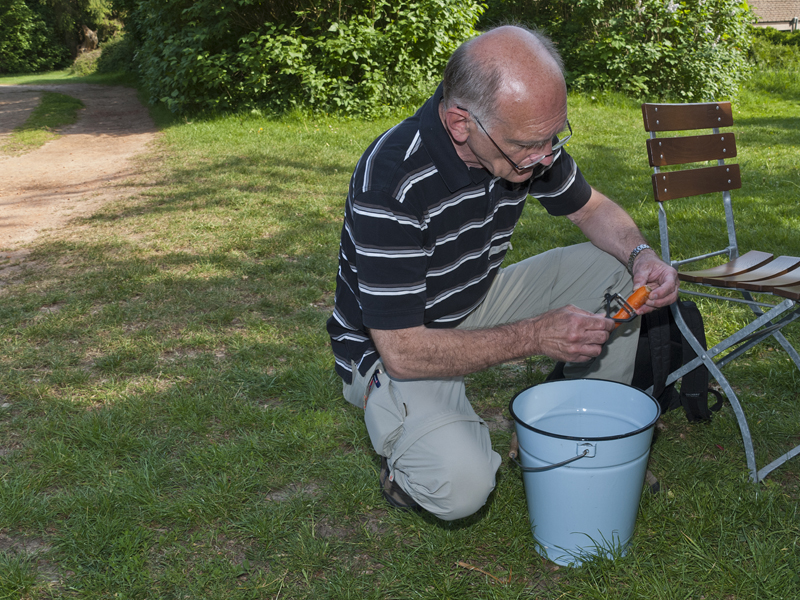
[670,303,759,481]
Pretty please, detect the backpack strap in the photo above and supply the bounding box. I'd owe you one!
[642,306,683,413]
[675,301,721,422]
[545,360,565,382]
[645,307,672,400]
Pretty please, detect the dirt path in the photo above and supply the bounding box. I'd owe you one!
[0,84,159,261]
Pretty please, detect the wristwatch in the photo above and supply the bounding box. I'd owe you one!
[627,244,652,273]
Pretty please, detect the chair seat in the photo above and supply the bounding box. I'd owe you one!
[737,269,800,298]
[678,250,773,283]
[679,252,800,301]
[718,256,800,288]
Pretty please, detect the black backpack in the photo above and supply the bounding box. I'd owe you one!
[547,301,723,421]
[630,300,723,421]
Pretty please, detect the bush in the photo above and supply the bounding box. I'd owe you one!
[68,48,101,76]
[751,26,800,47]
[749,27,800,69]
[750,36,800,69]
[481,0,755,101]
[0,0,71,74]
[126,0,484,116]
[744,27,800,99]
[0,0,121,74]
[95,31,137,74]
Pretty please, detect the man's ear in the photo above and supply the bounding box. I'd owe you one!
[442,106,471,143]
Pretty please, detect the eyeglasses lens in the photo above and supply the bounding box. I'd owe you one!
[517,121,572,170]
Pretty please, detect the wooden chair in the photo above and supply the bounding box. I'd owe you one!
[642,101,800,482]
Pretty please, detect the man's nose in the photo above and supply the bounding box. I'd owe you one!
[539,151,556,167]
[532,148,556,168]
[521,143,555,168]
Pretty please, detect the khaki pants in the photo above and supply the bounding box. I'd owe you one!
[343,243,639,520]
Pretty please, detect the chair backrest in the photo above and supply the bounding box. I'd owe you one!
[642,102,741,268]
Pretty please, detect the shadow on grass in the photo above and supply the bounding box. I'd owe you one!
[81,154,352,229]
[736,116,800,145]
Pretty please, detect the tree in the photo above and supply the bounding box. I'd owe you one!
[125,0,485,115]
[31,0,116,55]
[0,0,118,72]
[480,0,755,100]
[0,0,70,73]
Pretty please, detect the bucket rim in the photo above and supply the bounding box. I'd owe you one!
[508,378,661,442]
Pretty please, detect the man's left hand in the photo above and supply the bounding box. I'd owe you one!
[631,250,679,314]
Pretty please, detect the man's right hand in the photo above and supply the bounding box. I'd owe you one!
[527,305,614,363]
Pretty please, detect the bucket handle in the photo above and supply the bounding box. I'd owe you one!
[511,448,591,473]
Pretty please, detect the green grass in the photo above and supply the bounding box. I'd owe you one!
[0,69,798,599]
[0,551,38,599]
[0,91,84,155]
[0,70,141,88]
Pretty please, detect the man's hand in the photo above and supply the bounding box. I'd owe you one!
[530,305,615,363]
[630,250,679,314]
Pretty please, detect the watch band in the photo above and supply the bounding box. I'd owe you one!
[627,243,651,273]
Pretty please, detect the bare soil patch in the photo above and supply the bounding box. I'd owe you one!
[0,83,159,263]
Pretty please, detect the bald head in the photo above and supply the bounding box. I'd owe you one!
[442,26,565,129]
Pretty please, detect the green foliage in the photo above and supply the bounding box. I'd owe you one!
[749,27,800,69]
[0,0,119,74]
[94,30,136,73]
[0,0,71,74]
[127,0,484,116]
[751,25,800,47]
[744,29,800,101]
[36,0,115,48]
[68,48,101,75]
[564,0,754,100]
[481,0,755,100]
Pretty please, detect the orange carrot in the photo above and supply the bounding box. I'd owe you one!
[612,286,651,328]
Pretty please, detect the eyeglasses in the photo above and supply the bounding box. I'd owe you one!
[457,106,572,171]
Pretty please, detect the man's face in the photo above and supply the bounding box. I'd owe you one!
[466,97,570,183]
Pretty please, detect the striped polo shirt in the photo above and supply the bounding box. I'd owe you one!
[327,84,592,384]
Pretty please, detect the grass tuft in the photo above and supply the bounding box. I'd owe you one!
[0,551,38,599]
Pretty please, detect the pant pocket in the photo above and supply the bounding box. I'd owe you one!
[363,375,404,456]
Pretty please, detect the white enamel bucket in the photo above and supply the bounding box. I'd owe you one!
[509,379,660,566]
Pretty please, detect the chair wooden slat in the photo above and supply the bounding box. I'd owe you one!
[715,256,800,287]
[652,164,741,202]
[772,284,800,301]
[647,134,737,167]
[678,250,774,284]
[642,102,734,132]
[736,267,800,293]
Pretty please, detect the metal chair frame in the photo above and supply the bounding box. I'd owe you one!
[642,101,800,482]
